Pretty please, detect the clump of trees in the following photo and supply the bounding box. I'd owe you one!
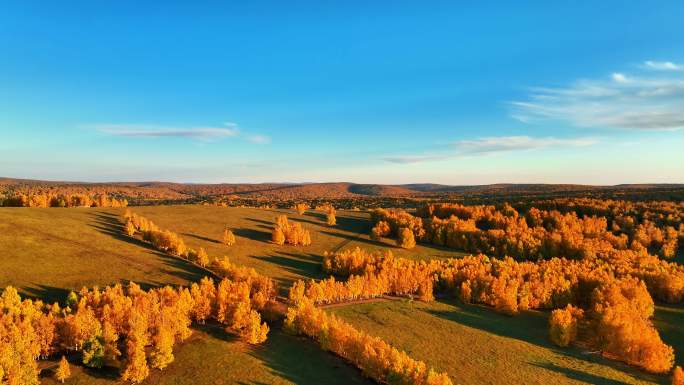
[293,203,309,215]
[315,204,337,226]
[0,278,270,385]
[549,305,584,347]
[322,247,393,276]
[588,278,673,373]
[271,215,311,246]
[284,297,453,385]
[321,246,682,373]
[370,220,390,241]
[397,227,416,249]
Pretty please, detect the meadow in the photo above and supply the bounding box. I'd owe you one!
[0,205,680,384]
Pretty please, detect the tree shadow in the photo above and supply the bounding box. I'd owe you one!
[303,212,371,234]
[87,212,152,249]
[319,230,378,249]
[252,252,325,296]
[182,232,220,244]
[427,300,663,384]
[22,284,71,304]
[193,321,239,343]
[159,255,209,283]
[245,217,274,226]
[246,330,373,385]
[81,365,121,380]
[234,227,272,242]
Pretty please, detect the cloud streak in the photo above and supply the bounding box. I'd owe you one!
[95,122,270,143]
[383,135,596,164]
[511,60,684,130]
[644,60,683,71]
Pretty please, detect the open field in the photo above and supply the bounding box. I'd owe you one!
[0,205,465,299]
[0,205,463,384]
[330,300,682,385]
[39,327,372,385]
[0,205,681,384]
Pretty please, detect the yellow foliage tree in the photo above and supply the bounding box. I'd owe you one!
[121,309,149,383]
[397,227,416,249]
[124,220,136,236]
[673,366,684,385]
[549,305,583,347]
[326,211,336,226]
[222,229,236,246]
[272,227,285,245]
[196,247,209,267]
[55,356,71,383]
[294,203,308,215]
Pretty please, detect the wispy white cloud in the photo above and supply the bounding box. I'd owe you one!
[454,136,596,154]
[98,125,238,139]
[383,135,596,164]
[94,122,270,143]
[512,61,684,130]
[246,134,271,144]
[644,60,683,71]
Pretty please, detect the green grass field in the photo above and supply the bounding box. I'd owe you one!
[0,205,463,384]
[40,327,372,385]
[330,300,681,385]
[0,205,680,384]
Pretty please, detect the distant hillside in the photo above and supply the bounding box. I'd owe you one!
[1,177,683,203]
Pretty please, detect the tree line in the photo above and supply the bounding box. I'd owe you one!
[284,296,452,385]
[2,193,128,208]
[320,247,683,374]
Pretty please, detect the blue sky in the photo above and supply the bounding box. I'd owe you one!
[1,1,683,184]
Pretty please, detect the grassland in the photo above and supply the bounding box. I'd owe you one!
[40,327,372,385]
[0,205,462,384]
[0,205,681,384]
[330,300,681,385]
[0,206,464,299]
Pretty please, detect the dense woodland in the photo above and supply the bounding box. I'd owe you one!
[3,178,684,207]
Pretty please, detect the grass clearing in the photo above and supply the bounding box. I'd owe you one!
[330,299,678,385]
[39,327,372,385]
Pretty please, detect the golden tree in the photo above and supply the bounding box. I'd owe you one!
[124,220,136,236]
[222,228,236,246]
[549,305,583,347]
[326,211,336,226]
[122,309,150,383]
[272,227,286,245]
[371,221,390,240]
[673,366,684,385]
[55,356,71,383]
[397,227,416,249]
[150,327,174,370]
[294,203,309,215]
[196,247,209,267]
